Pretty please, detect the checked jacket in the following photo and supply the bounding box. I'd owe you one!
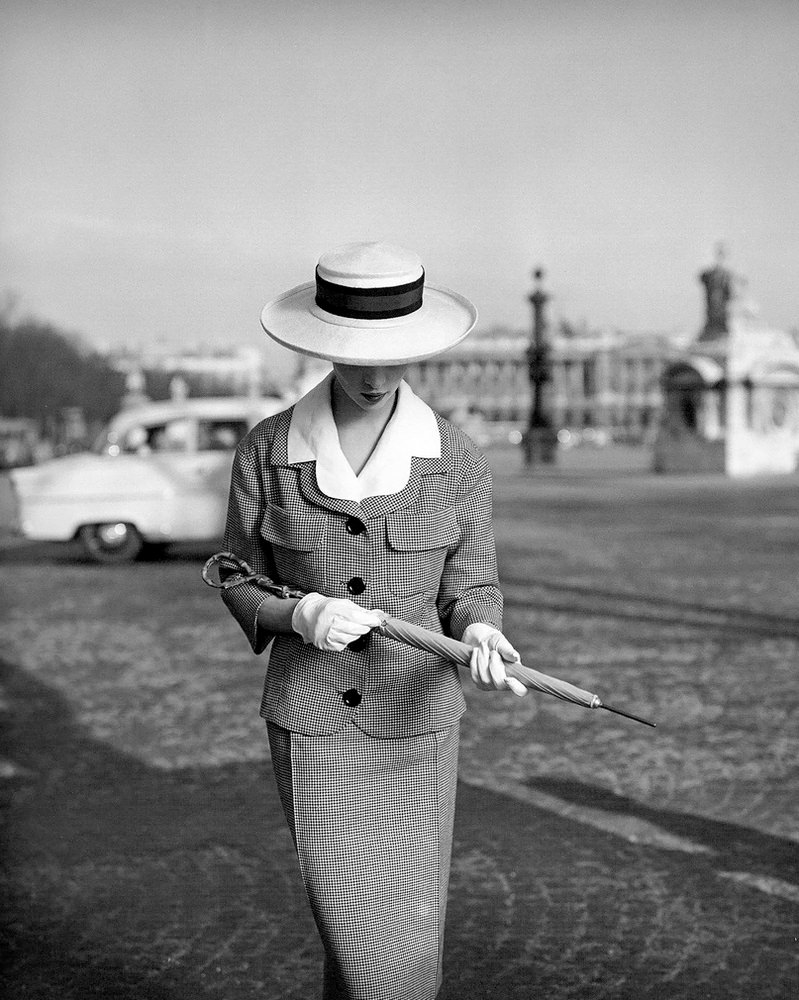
[221,403,503,738]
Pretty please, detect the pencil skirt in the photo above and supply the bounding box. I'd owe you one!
[267,720,460,1000]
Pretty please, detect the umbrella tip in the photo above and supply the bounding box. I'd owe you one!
[599,703,657,728]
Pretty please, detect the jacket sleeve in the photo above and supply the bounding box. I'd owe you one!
[220,436,277,654]
[437,450,504,641]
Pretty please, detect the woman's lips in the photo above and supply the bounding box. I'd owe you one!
[361,391,387,403]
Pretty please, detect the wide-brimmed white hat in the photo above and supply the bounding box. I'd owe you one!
[260,242,477,366]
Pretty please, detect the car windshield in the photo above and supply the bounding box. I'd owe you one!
[197,419,248,451]
[95,418,193,455]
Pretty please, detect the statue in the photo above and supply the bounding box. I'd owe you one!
[169,375,189,401]
[121,367,149,408]
[125,368,146,395]
[698,243,734,340]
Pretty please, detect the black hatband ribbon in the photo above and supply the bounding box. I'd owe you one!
[315,269,424,320]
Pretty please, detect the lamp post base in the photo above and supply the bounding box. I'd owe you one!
[523,426,559,467]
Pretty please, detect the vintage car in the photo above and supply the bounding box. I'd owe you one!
[8,396,285,563]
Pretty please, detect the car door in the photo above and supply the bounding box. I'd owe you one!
[137,415,244,539]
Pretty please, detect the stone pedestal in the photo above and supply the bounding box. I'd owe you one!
[654,310,799,477]
[523,426,559,466]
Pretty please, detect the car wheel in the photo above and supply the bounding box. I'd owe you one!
[141,541,171,561]
[78,522,144,564]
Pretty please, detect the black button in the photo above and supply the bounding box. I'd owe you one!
[345,517,366,535]
[348,632,370,653]
[342,689,362,707]
[346,577,366,595]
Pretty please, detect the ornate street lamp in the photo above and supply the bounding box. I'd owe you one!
[523,267,558,466]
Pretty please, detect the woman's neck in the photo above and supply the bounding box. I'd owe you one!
[331,379,399,475]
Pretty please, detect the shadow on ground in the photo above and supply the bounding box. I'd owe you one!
[525,776,799,881]
[502,577,799,640]
[0,537,222,566]
[2,658,796,1000]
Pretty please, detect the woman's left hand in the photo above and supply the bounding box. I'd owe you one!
[462,623,528,698]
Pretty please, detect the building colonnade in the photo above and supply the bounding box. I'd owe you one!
[406,327,678,443]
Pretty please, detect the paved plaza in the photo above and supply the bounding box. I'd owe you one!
[1,450,797,998]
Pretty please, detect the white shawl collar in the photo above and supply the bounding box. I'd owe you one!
[286,372,441,502]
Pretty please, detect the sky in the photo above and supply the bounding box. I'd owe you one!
[2,0,798,379]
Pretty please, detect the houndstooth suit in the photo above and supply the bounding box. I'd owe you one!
[221,396,503,738]
[220,380,503,999]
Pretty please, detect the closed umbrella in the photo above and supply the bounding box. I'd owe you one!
[203,551,655,728]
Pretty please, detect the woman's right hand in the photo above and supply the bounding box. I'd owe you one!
[291,593,383,651]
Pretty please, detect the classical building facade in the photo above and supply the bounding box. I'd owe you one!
[404,324,684,443]
[106,251,798,476]
[108,344,271,401]
[108,334,682,443]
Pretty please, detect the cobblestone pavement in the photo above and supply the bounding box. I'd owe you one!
[2,659,796,1000]
[1,460,798,998]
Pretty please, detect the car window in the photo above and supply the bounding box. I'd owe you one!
[197,419,248,452]
[153,419,192,452]
[121,419,192,453]
[120,425,151,453]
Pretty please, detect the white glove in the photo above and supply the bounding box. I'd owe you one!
[462,622,527,698]
[292,593,383,652]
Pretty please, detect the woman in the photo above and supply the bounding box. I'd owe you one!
[220,242,525,1000]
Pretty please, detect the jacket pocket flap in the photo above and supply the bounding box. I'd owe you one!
[260,504,326,551]
[386,509,460,551]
